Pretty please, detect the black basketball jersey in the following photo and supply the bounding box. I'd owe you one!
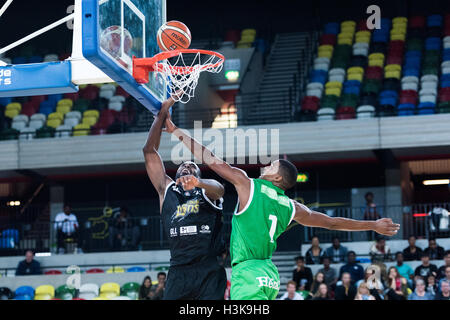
[161,182,224,266]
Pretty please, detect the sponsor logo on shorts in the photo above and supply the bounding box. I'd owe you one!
[180,225,197,236]
[200,225,211,234]
[256,276,280,290]
[170,228,178,237]
[0,69,12,86]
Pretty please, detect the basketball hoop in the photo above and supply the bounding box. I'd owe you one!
[133,49,225,104]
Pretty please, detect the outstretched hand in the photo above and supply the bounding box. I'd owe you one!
[373,218,400,236]
[176,175,199,191]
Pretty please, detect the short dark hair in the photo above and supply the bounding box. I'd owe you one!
[348,251,356,256]
[25,249,34,255]
[444,250,450,257]
[395,252,403,258]
[428,237,436,242]
[295,256,305,262]
[157,272,166,278]
[365,192,374,199]
[278,159,298,190]
[421,252,430,258]
[332,236,340,242]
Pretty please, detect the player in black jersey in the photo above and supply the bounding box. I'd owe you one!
[143,96,227,300]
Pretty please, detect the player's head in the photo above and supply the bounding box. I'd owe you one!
[259,159,298,191]
[175,161,201,180]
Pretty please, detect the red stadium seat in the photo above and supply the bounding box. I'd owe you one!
[80,85,100,100]
[320,34,336,46]
[336,107,356,120]
[409,16,425,28]
[115,86,130,98]
[44,270,62,275]
[86,268,105,274]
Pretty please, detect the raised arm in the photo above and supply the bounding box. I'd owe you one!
[292,201,400,236]
[164,115,251,208]
[176,175,224,201]
[142,97,177,206]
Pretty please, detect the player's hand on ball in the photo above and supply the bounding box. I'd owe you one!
[374,218,400,236]
[176,175,199,191]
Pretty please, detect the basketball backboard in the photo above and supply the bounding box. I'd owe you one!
[82,0,167,113]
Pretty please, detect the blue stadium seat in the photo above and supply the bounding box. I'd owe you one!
[14,286,34,300]
[126,267,146,273]
[425,37,441,51]
[0,97,12,107]
[324,22,339,35]
[0,229,19,248]
[28,56,43,63]
[427,14,443,27]
[12,57,27,64]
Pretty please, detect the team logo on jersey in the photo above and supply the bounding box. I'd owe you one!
[170,228,177,237]
[200,225,211,234]
[256,276,280,290]
[180,225,197,236]
[175,200,200,218]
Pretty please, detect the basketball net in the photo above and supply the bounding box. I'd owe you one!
[133,49,225,104]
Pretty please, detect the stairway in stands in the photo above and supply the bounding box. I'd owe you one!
[272,251,298,298]
[237,32,318,125]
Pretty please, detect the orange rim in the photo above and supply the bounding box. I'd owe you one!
[132,49,225,83]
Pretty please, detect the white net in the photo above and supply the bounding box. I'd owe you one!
[155,51,224,104]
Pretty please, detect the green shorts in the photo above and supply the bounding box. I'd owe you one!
[230,259,280,300]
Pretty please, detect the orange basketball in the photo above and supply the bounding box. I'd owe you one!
[157,20,192,51]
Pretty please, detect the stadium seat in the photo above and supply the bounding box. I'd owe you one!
[82,116,98,127]
[36,126,55,139]
[46,118,62,129]
[106,266,125,273]
[121,282,140,300]
[126,266,146,273]
[55,125,73,138]
[44,270,62,275]
[112,296,132,300]
[79,283,99,300]
[19,127,36,140]
[14,286,34,300]
[64,117,80,128]
[0,287,14,300]
[55,285,76,300]
[100,283,120,299]
[73,124,90,136]
[34,285,55,300]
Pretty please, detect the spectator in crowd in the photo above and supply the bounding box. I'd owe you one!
[309,272,325,297]
[363,192,382,241]
[424,238,445,260]
[354,282,376,300]
[403,235,423,261]
[149,272,166,300]
[414,252,438,284]
[408,278,435,300]
[370,236,392,263]
[278,281,304,300]
[339,251,364,284]
[318,256,337,288]
[385,266,408,300]
[15,250,41,276]
[438,266,450,293]
[292,256,313,291]
[334,272,357,300]
[325,236,348,263]
[109,207,141,251]
[435,280,450,300]
[356,266,385,300]
[305,236,324,265]
[426,275,438,296]
[54,204,79,254]
[139,276,153,300]
[312,283,333,300]
[394,252,414,288]
[437,251,450,280]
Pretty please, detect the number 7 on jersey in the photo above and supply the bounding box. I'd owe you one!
[268,215,278,243]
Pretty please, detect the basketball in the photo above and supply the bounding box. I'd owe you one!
[100,26,133,58]
[157,20,192,51]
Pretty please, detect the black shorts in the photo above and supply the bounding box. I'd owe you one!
[163,257,227,300]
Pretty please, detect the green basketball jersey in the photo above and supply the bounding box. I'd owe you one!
[230,179,296,267]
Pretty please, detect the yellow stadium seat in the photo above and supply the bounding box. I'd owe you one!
[236,42,252,49]
[35,285,55,300]
[6,102,21,113]
[347,72,363,81]
[93,296,109,300]
[100,282,120,299]
[242,29,257,37]
[369,53,385,61]
[347,66,364,75]
[240,35,255,43]
[341,20,356,29]
[385,64,401,72]
[318,50,333,59]
[82,116,98,127]
[391,33,406,41]
[5,109,19,119]
[337,38,353,45]
[47,119,62,129]
[83,110,100,119]
[318,45,334,52]
[73,124,90,136]
[355,36,370,44]
[391,29,406,36]
[368,59,384,67]
[392,17,407,25]
[340,28,355,36]
[325,81,343,89]
[355,31,370,38]
[106,266,125,274]
[48,112,64,121]
[56,105,71,115]
[325,87,341,97]
[385,70,401,79]
[57,99,73,108]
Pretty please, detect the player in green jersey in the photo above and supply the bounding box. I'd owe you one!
[159,103,400,300]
